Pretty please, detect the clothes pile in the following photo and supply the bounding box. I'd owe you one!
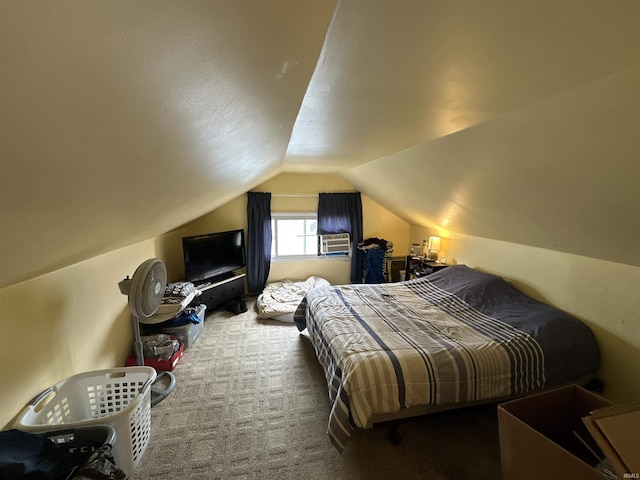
[140,334,181,360]
[142,282,201,325]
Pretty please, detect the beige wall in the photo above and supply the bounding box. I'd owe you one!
[174,173,411,285]
[0,239,160,429]
[416,229,640,404]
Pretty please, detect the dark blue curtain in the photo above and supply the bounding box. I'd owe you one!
[317,192,363,284]
[247,192,272,294]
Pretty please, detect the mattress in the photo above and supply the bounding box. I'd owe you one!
[294,265,600,451]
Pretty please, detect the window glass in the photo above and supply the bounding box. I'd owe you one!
[271,213,318,258]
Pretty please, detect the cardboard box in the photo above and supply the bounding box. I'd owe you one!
[498,385,613,480]
[583,403,640,477]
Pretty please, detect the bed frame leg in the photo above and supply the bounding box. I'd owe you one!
[387,422,402,446]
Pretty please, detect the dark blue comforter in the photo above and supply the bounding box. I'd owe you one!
[423,265,600,387]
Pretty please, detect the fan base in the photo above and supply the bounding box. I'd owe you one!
[150,371,177,406]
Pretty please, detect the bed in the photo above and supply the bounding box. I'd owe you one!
[257,275,330,322]
[293,264,601,451]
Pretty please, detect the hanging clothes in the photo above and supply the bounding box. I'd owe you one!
[359,237,394,283]
[364,249,387,284]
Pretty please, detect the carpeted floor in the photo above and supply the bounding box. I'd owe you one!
[132,300,502,479]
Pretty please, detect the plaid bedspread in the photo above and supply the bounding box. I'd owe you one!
[294,278,546,452]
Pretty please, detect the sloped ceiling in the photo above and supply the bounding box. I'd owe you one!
[0,0,336,287]
[2,0,640,288]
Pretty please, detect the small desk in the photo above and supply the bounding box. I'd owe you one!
[403,256,449,280]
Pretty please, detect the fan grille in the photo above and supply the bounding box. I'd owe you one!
[128,259,167,319]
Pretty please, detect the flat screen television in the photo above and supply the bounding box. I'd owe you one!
[182,229,246,284]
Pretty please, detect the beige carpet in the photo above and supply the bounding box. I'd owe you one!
[132,299,502,479]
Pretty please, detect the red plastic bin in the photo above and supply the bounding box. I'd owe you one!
[126,342,184,371]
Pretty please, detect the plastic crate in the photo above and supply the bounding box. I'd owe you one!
[141,304,206,350]
[14,366,156,477]
[126,341,184,371]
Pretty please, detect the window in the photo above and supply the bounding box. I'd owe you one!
[271,212,318,258]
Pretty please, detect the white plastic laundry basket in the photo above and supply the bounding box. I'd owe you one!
[14,366,156,476]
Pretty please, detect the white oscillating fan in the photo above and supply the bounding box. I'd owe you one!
[118,258,176,406]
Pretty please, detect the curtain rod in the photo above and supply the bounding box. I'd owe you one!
[271,193,318,198]
[270,191,358,198]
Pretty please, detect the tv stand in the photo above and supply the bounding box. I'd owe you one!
[197,273,245,312]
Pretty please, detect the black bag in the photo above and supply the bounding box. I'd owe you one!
[0,428,126,480]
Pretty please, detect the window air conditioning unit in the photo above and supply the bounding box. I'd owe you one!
[320,233,351,255]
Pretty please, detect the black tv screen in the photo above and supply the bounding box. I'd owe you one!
[182,229,246,284]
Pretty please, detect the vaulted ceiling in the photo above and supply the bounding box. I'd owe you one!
[2,0,640,288]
